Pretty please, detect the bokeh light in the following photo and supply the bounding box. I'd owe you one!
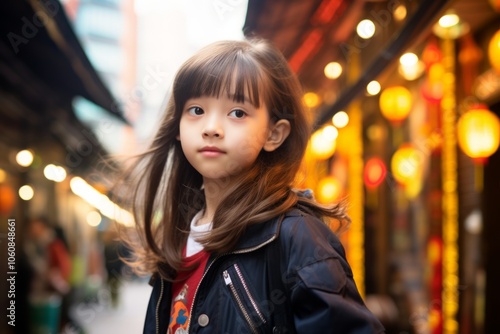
[16,149,34,167]
[332,111,349,128]
[357,19,375,39]
[19,185,34,201]
[324,62,343,79]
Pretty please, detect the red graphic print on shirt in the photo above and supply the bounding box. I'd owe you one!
[168,284,189,334]
[168,249,209,334]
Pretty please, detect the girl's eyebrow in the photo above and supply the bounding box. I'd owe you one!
[227,93,251,104]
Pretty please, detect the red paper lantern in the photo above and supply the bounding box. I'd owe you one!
[422,38,442,70]
[457,104,500,164]
[364,157,387,189]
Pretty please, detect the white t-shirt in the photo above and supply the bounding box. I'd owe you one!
[186,211,213,257]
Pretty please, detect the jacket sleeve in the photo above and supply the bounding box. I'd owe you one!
[281,213,385,333]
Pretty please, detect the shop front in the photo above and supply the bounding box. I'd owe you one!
[0,2,127,333]
[244,0,500,332]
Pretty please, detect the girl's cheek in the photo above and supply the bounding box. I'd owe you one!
[238,138,261,158]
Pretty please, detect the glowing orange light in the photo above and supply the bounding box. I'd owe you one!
[422,38,442,69]
[457,104,500,164]
[310,127,337,160]
[379,86,412,125]
[488,29,500,73]
[303,92,321,108]
[0,184,16,214]
[364,157,387,189]
[317,176,342,204]
[391,144,422,186]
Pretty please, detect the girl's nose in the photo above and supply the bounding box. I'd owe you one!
[202,119,224,138]
[202,128,223,138]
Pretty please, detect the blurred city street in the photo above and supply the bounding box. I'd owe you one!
[74,279,151,334]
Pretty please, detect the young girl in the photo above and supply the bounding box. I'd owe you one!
[127,39,384,333]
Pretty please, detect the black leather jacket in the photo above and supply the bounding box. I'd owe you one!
[144,209,385,333]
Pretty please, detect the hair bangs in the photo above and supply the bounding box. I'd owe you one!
[175,48,265,109]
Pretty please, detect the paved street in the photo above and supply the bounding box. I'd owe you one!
[73,279,151,334]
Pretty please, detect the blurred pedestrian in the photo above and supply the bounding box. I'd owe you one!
[102,227,130,308]
[24,216,72,333]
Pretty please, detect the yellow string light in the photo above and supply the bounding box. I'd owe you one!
[343,50,365,297]
[441,36,459,334]
[346,100,365,298]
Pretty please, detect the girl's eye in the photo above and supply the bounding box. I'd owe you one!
[229,109,246,119]
[187,106,204,116]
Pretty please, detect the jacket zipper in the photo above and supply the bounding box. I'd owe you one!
[155,278,164,334]
[223,269,258,334]
[186,235,277,332]
[234,263,266,324]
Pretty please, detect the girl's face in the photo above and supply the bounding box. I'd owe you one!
[179,94,271,184]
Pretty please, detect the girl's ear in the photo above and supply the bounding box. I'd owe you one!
[263,119,291,152]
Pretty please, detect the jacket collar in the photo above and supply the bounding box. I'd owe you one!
[233,209,302,251]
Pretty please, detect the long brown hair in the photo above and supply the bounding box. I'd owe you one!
[124,39,349,280]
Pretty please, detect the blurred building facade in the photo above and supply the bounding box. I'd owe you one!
[0,1,129,333]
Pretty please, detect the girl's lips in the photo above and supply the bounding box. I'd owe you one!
[199,146,225,157]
